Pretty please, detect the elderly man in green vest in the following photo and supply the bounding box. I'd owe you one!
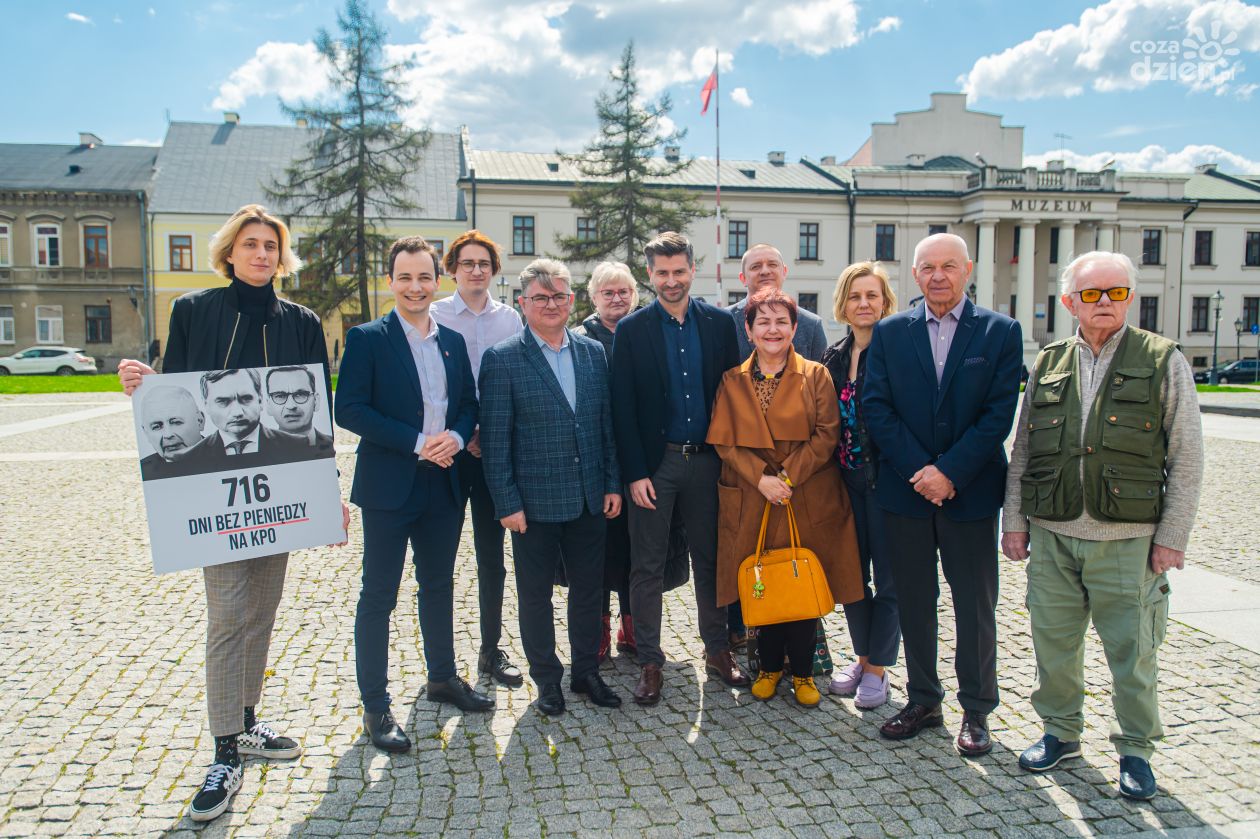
[1001,250,1203,802]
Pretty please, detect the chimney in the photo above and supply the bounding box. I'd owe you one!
[664,145,680,162]
[223,112,240,124]
[78,132,103,148]
[767,150,785,165]
[295,117,308,128]
[1195,162,1219,174]
[820,155,836,166]
[907,153,925,168]
[1047,159,1064,171]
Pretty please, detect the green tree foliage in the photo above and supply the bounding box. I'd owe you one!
[555,42,707,318]
[266,0,428,320]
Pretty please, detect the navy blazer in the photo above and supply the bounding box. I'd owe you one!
[334,309,477,511]
[478,328,620,523]
[610,299,741,483]
[862,299,1022,521]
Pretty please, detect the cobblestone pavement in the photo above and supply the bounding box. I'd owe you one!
[1,394,1258,838]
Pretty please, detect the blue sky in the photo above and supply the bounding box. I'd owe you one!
[9,0,1260,172]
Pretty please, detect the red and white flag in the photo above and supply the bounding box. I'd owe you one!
[700,65,717,115]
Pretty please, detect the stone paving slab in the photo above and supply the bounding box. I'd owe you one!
[0,397,1256,838]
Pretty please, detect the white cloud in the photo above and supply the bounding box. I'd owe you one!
[212,41,330,110]
[113,15,122,24]
[730,87,753,107]
[960,0,1260,100]
[66,12,92,25]
[148,7,156,14]
[122,138,162,147]
[1025,143,1260,174]
[868,16,900,35]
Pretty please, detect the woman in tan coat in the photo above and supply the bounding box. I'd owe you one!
[707,288,862,707]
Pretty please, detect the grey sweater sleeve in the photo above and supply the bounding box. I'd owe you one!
[1153,352,1205,552]
[1001,383,1035,533]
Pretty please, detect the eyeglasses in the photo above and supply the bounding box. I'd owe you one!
[598,288,634,299]
[269,390,313,405]
[1074,287,1131,304]
[456,260,493,274]
[524,293,573,308]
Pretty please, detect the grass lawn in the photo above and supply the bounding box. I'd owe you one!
[1195,384,1259,393]
[0,374,340,395]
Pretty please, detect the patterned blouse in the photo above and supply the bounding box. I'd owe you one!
[836,379,866,470]
[750,357,782,414]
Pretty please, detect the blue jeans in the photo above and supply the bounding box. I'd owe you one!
[840,468,901,667]
[355,466,464,713]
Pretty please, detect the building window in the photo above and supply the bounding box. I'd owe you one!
[0,306,13,343]
[85,305,111,343]
[0,224,11,267]
[798,293,818,315]
[875,224,895,261]
[1246,231,1260,268]
[576,217,597,243]
[1012,225,1021,260]
[1194,230,1213,266]
[169,235,193,271]
[728,220,749,259]
[36,305,63,343]
[1049,228,1060,264]
[34,224,61,267]
[798,223,819,261]
[1142,229,1162,266]
[1190,296,1209,332]
[83,224,109,269]
[1192,355,1207,367]
[429,239,445,273]
[1244,296,1260,331]
[728,291,746,305]
[928,224,947,236]
[339,248,360,275]
[1139,296,1159,332]
[512,215,535,255]
[1046,294,1056,333]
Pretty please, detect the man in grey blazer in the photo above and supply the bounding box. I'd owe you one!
[728,244,827,362]
[479,258,623,716]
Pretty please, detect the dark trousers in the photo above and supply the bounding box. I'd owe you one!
[757,619,817,677]
[883,509,999,713]
[356,467,463,713]
[627,449,727,666]
[511,510,606,686]
[456,451,507,653]
[841,469,901,666]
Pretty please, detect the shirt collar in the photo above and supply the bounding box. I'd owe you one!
[654,297,697,325]
[925,298,967,324]
[448,290,504,317]
[224,423,262,447]
[529,325,569,351]
[1074,324,1126,359]
[400,314,439,342]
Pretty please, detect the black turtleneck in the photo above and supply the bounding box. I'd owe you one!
[231,277,276,367]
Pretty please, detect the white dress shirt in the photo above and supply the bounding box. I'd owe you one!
[401,315,464,460]
[431,290,523,390]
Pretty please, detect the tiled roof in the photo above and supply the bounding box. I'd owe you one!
[149,122,465,219]
[0,143,156,192]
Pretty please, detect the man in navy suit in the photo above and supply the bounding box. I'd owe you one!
[335,236,494,755]
[862,233,1022,756]
[610,231,748,706]
[479,258,623,716]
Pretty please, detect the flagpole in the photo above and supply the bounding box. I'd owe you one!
[714,48,723,308]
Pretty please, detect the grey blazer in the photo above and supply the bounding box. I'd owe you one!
[728,297,828,362]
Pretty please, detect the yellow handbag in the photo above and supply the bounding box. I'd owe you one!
[737,500,835,627]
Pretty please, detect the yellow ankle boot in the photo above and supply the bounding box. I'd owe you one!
[751,671,783,701]
[793,676,821,707]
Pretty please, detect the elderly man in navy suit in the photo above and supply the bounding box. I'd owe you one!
[479,258,623,716]
[862,233,1022,756]
[335,236,494,755]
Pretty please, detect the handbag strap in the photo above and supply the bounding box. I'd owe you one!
[755,499,805,560]
[754,501,772,557]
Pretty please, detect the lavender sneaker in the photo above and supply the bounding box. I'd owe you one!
[828,661,863,696]
[854,670,890,709]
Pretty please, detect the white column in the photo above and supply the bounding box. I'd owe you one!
[1098,224,1115,251]
[1054,221,1077,340]
[1016,221,1039,365]
[974,220,996,310]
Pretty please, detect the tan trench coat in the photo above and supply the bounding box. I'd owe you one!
[706,350,863,610]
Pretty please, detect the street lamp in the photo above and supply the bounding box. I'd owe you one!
[1209,290,1224,384]
[1236,317,1244,365]
[497,275,508,305]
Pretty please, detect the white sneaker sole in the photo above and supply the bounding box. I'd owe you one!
[237,743,302,760]
[188,784,240,822]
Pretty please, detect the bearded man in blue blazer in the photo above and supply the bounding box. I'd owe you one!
[335,236,494,755]
[479,258,623,716]
[862,233,1023,757]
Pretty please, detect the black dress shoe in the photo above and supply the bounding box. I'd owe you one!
[956,710,992,756]
[570,672,622,708]
[536,683,566,716]
[879,701,944,740]
[363,710,411,753]
[1119,756,1157,801]
[1019,734,1081,772]
[426,677,495,712]
[478,648,524,688]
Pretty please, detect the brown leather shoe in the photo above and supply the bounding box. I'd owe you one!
[632,664,663,706]
[956,710,992,756]
[704,649,751,687]
[879,701,944,740]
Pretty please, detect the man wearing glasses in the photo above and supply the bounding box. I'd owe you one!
[265,365,333,454]
[479,259,623,715]
[1002,251,1203,801]
[433,231,526,690]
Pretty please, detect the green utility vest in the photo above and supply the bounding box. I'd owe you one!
[1020,326,1176,523]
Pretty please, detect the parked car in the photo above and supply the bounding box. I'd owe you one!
[1195,358,1260,384]
[0,347,97,375]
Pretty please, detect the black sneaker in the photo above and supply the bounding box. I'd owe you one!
[237,721,302,760]
[188,761,243,822]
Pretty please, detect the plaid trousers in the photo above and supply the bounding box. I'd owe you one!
[202,553,288,737]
